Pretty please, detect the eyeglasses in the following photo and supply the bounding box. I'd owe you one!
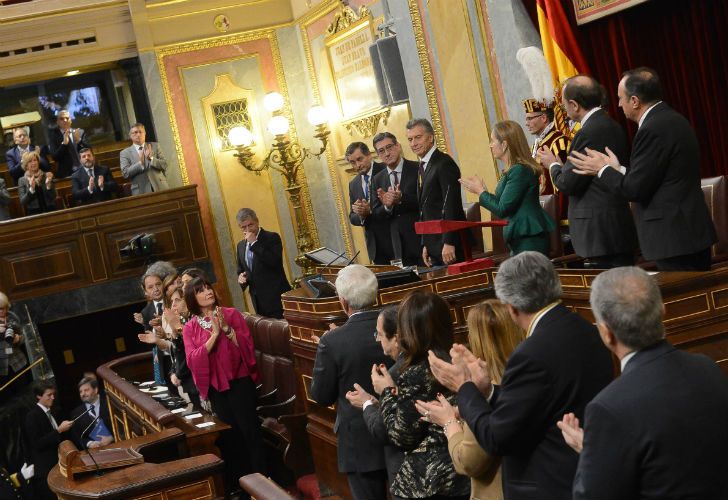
[525,113,545,122]
[373,330,381,340]
[376,143,397,155]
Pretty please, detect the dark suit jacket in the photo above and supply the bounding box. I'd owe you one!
[310,310,391,473]
[349,162,394,264]
[600,103,716,261]
[458,304,613,500]
[418,148,467,262]
[49,128,89,178]
[236,228,291,319]
[71,165,118,205]
[371,159,421,266]
[23,405,63,496]
[5,144,50,185]
[551,109,638,258]
[574,340,728,499]
[69,396,112,449]
[17,176,56,216]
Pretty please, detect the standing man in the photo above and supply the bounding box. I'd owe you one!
[5,128,50,185]
[71,147,118,205]
[120,123,170,195]
[70,377,113,450]
[310,265,390,500]
[23,380,73,500]
[538,75,638,268]
[559,267,728,498]
[428,252,613,500]
[49,110,89,178]
[570,67,716,270]
[371,132,421,267]
[346,142,393,265]
[236,208,291,319]
[406,118,467,266]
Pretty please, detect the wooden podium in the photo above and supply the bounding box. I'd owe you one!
[415,219,508,274]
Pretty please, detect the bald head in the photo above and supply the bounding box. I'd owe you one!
[562,75,603,121]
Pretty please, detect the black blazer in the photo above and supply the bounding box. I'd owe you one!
[371,159,422,266]
[23,405,63,496]
[71,165,118,205]
[310,310,392,473]
[69,396,112,449]
[418,149,467,262]
[17,175,56,216]
[5,144,50,185]
[600,103,716,261]
[574,340,728,499]
[236,228,291,319]
[551,109,638,258]
[49,127,89,178]
[458,304,613,500]
[348,162,394,264]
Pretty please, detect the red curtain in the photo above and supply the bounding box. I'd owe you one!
[521,0,728,177]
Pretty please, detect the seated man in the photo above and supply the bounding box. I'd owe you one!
[5,127,50,185]
[559,267,728,499]
[71,147,118,205]
[70,377,113,450]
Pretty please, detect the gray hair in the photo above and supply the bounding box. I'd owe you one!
[335,264,378,311]
[142,260,176,284]
[494,252,561,313]
[590,267,664,350]
[236,208,258,224]
[405,118,434,135]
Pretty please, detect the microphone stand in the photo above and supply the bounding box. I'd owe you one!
[78,414,103,476]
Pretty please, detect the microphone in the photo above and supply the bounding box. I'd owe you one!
[441,184,450,220]
[323,249,347,270]
[79,414,103,476]
[70,406,93,425]
[344,250,361,266]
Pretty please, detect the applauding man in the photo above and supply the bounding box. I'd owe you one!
[71,147,117,205]
[120,123,170,195]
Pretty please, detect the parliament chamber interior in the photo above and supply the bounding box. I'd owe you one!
[1,0,727,499]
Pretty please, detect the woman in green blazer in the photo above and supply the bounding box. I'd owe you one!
[460,120,555,256]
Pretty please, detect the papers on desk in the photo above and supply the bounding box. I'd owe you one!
[139,381,155,387]
[184,413,203,420]
[195,422,215,428]
[139,386,168,394]
[171,407,187,414]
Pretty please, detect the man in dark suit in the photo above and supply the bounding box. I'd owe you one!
[5,128,50,185]
[23,380,73,500]
[71,147,118,205]
[570,67,717,270]
[429,251,614,500]
[346,142,394,265]
[310,265,391,500]
[559,267,728,498]
[405,118,467,266]
[236,207,291,319]
[70,377,113,450]
[538,75,638,268]
[371,132,421,267]
[49,109,89,178]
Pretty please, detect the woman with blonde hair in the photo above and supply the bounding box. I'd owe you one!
[416,299,525,500]
[17,151,56,216]
[460,120,554,256]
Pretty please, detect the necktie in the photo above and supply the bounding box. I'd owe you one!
[418,161,425,189]
[46,410,58,430]
[246,244,254,270]
[363,173,370,201]
[87,168,94,178]
[391,170,399,186]
[88,404,96,417]
[152,301,164,385]
[156,302,163,315]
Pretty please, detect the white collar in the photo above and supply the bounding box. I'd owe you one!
[620,351,637,372]
[37,402,52,413]
[526,301,561,337]
[420,145,437,165]
[536,121,555,142]
[580,107,601,127]
[388,157,404,174]
[135,143,145,150]
[638,101,663,129]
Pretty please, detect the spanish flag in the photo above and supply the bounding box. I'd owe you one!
[536,0,589,86]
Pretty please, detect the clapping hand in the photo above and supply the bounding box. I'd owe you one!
[133,312,144,325]
[415,393,457,427]
[459,175,486,196]
[569,147,620,176]
[557,412,584,453]
[537,145,560,167]
[371,363,395,395]
[352,199,371,217]
[345,383,375,410]
[98,175,105,189]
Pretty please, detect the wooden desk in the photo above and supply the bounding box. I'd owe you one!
[97,352,230,457]
[283,266,728,498]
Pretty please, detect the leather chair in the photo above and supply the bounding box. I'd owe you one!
[539,194,563,258]
[701,176,728,265]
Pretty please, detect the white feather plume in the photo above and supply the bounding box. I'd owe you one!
[516,46,554,102]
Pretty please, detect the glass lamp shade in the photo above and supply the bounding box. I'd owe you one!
[307,105,329,126]
[263,92,285,113]
[267,115,290,136]
[228,126,254,147]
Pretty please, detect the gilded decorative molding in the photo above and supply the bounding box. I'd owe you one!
[325,3,371,36]
[298,0,355,258]
[342,107,391,137]
[406,0,447,151]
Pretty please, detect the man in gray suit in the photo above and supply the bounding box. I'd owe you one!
[120,123,170,195]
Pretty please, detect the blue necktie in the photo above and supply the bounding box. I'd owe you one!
[246,244,254,271]
[152,302,164,385]
[363,173,370,201]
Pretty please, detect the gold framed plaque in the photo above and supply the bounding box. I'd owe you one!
[573,0,649,25]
